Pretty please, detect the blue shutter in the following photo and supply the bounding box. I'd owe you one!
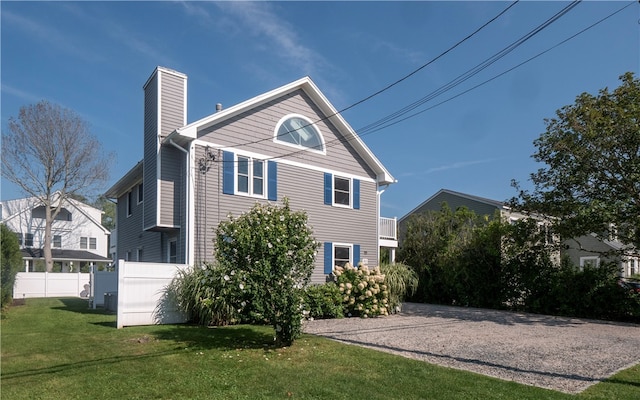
[324,242,333,274]
[353,244,361,266]
[353,179,360,209]
[324,173,332,205]
[267,161,277,201]
[222,151,234,195]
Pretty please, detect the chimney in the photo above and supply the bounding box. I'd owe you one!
[216,103,223,112]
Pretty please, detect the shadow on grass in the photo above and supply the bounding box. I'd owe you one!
[1,349,180,381]
[53,298,113,316]
[151,324,279,352]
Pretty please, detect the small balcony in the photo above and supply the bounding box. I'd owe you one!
[379,217,398,248]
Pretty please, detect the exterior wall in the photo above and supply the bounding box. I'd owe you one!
[143,68,187,231]
[159,145,185,228]
[191,90,380,282]
[197,90,376,179]
[115,184,164,263]
[563,234,622,270]
[193,154,379,283]
[398,192,502,245]
[0,197,109,257]
[143,72,159,230]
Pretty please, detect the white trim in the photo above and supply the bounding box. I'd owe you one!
[579,256,600,269]
[155,71,162,229]
[332,175,352,209]
[191,139,376,184]
[174,76,395,185]
[233,153,267,199]
[333,243,353,267]
[273,113,326,155]
[187,141,196,265]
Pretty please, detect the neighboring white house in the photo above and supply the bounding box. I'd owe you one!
[0,195,111,272]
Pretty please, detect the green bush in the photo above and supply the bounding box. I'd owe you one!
[333,263,389,317]
[215,198,319,346]
[380,262,418,312]
[168,263,238,326]
[1,224,22,308]
[302,283,344,320]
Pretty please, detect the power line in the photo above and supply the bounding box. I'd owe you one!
[357,0,636,137]
[218,1,520,151]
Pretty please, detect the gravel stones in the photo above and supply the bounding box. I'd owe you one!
[303,303,640,394]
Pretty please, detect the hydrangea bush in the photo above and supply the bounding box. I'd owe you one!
[215,198,319,346]
[333,263,389,317]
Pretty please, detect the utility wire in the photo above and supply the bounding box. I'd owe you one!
[356,0,582,135]
[270,0,586,159]
[359,0,637,137]
[215,0,520,151]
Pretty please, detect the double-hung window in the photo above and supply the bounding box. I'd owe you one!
[324,173,360,209]
[25,233,34,247]
[223,151,277,201]
[323,242,361,273]
[53,235,62,248]
[237,156,265,197]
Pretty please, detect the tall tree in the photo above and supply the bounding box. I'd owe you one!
[512,72,640,249]
[2,101,113,272]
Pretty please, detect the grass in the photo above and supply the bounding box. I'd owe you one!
[1,298,638,399]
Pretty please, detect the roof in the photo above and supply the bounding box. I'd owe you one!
[1,194,109,235]
[399,189,508,223]
[21,248,111,262]
[171,76,395,185]
[104,160,143,199]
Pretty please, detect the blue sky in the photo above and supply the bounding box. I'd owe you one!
[1,1,638,219]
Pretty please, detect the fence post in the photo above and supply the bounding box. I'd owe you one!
[116,260,125,329]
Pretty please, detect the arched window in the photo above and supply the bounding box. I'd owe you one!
[274,114,325,154]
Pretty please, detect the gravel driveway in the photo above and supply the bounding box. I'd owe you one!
[303,303,640,394]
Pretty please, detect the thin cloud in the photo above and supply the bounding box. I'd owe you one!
[400,158,499,177]
[2,10,101,63]
[1,84,42,104]
[213,2,327,77]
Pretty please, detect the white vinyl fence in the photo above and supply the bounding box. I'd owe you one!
[13,272,91,299]
[115,260,190,329]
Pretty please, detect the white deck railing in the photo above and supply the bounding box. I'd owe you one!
[379,217,397,240]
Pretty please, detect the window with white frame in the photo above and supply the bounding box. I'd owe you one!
[324,173,360,209]
[580,256,600,269]
[334,176,350,206]
[222,151,277,201]
[80,237,88,249]
[53,235,62,248]
[89,237,97,250]
[236,155,265,197]
[274,114,325,154]
[138,183,144,204]
[334,244,352,267]
[15,233,23,246]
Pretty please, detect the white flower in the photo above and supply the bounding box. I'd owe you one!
[223,275,230,281]
[267,243,273,249]
[239,283,244,290]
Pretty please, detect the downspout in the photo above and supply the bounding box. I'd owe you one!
[168,139,191,266]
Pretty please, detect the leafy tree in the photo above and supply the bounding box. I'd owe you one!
[512,72,640,248]
[1,224,23,308]
[2,101,113,272]
[214,198,318,346]
[93,195,116,231]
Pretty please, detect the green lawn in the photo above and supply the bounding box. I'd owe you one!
[1,298,638,399]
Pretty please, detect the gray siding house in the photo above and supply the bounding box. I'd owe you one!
[106,67,397,283]
[399,189,639,277]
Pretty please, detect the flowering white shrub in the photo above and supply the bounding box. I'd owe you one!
[333,263,389,317]
[215,198,319,346]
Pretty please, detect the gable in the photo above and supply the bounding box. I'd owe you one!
[196,89,377,180]
[172,76,394,185]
